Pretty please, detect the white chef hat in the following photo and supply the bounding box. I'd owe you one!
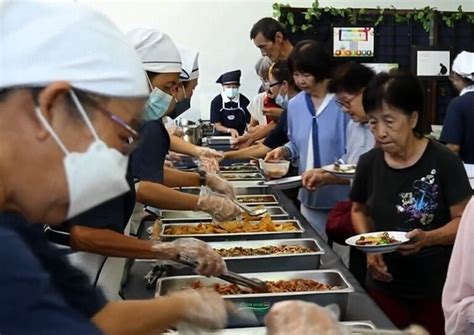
[127,28,182,74]
[452,51,474,81]
[0,0,148,97]
[178,45,199,81]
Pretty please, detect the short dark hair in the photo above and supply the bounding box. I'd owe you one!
[250,17,287,41]
[270,59,290,83]
[363,70,428,137]
[0,88,12,102]
[288,40,332,82]
[329,62,375,94]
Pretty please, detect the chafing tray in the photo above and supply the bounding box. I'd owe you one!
[169,239,323,275]
[229,180,269,188]
[205,136,232,145]
[156,270,353,325]
[159,219,305,242]
[155,206,289,223]
[236,194,278,205]
[220,165,259,173]
[173,186,270,195]
[221,172,265,181]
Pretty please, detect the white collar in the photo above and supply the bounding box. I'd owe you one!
[221,91,240,103]
[460,85,474,96]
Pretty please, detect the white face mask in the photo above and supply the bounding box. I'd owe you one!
[35,90,130,219]
[224,87,238,99]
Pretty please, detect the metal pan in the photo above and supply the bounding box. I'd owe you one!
[153,206,289,223]
[205,136,232,145]
[173,186,271,195]
[221,172,265,181]
[156,270,354,325]
[220,165,259,173]
[159,219,305,242]
[236,194,278,205]
[168,239,324,275]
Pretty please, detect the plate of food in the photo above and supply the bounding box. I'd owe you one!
[345,231,409,254]
[322,163,357,178]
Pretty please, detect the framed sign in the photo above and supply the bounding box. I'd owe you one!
[412,46,451,78]
[333,27,375,58]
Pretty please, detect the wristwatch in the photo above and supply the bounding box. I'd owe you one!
[197,169,207,186]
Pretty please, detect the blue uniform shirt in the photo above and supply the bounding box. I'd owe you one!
[285,91,350,209]
[440,91,474,163]
[0,213,105,334]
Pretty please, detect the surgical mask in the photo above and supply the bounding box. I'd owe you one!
[168,97,191,119]
[275,93,289,109]
[35,90,130,220]
[224,87,238,99]
[144,86,173,121]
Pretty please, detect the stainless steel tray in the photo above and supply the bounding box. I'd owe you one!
[205,136,232,145]
[156,206,289,223]
[230,180,269,188]
[173,186,270,195]
[169,239,323,275]
[159,219,305,241]
[261,175,302,190]
[236,194,278,205]
[156,270,354,325]
[221,172,265,181]
[220,165,259,173]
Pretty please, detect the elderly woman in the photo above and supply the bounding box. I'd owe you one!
[350,70,471,334]
[0,1,227,333]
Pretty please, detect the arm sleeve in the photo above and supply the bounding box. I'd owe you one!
[241,95,251,123]
[210,96,222,124]
[440,99,463,145]
[442,198,474,335]
[0,227,103,334]
[349,151,372,203]
[263,110,289,149]
[285,106,299,159]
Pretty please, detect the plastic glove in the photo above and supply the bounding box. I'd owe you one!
[169,288,228,330]
[194,147,224,160]
[196,187,240,221]
[205,173,236,199]
[265,146,289,162]
[195,157,220,174]
[152,237,226,276]
[264,301,350,335]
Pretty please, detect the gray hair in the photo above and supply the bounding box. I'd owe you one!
[255,56,272,78]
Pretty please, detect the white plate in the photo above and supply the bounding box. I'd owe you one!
[322,164,356,178]
[261,175,302,190]
[345,231,410,254]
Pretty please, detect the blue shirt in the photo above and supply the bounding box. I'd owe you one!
[0,213,104,334]
[342,120,375,164]
[440,91,474,163]
[285,91,350,209]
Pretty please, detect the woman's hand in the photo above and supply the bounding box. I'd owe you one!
[367,253,393,282]
[228,128,239,138]
[262,107,283,120]
[265,146,288,161]
[302,169,326,191]
[398,229,432,256]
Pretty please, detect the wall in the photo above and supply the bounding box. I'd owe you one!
[79,0,474,121]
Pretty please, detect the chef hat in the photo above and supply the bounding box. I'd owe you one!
[216,70,241,85]
[178,45,199,81]
[0,0,148,97]
[127,28,182,74]
[452,51,474,81]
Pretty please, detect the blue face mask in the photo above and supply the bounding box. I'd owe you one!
[144,86,173,121]
[168,97,191,119]
[275,93,289,109]
[224,87,238,99]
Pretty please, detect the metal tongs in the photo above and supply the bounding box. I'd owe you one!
[176,256,270,293]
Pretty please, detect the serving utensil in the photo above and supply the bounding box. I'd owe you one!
[231,198,267,217]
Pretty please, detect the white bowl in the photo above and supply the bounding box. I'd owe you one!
[259,160,290,178]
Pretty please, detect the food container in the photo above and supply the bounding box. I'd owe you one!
[205,136,232,145]
[259,160,290,178]
[221,172,265,181]
[155,206,289,223]
[220,165,259,173]
[159,219,305,242]
[156,270,354,326]
[236,194,278,205]
[174,186,270,195]
[181,124,202,145]
[168,238,324,275]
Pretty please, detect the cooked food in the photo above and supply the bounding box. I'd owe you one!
[220,165,258,172]
[162,214,297,235]
[215,244,313,257]
[189,279,340,295]
[236,195,276,203]
[221,173,262,180]
[355,232,400,246]
[333,164,356,173]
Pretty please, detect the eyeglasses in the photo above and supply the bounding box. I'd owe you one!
[335,93,360,109]
[268,81,282,88]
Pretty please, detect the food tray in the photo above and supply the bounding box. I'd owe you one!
[221,172,265,181]
[173,186,270,195]
[229,180,270,188]
[152,206,289,223]
[236,194,278,205]
[156,270,353,326]
[168,239,324,275]
[205,136,232,145]
[220,165,259,173]
[159,219,305,242]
